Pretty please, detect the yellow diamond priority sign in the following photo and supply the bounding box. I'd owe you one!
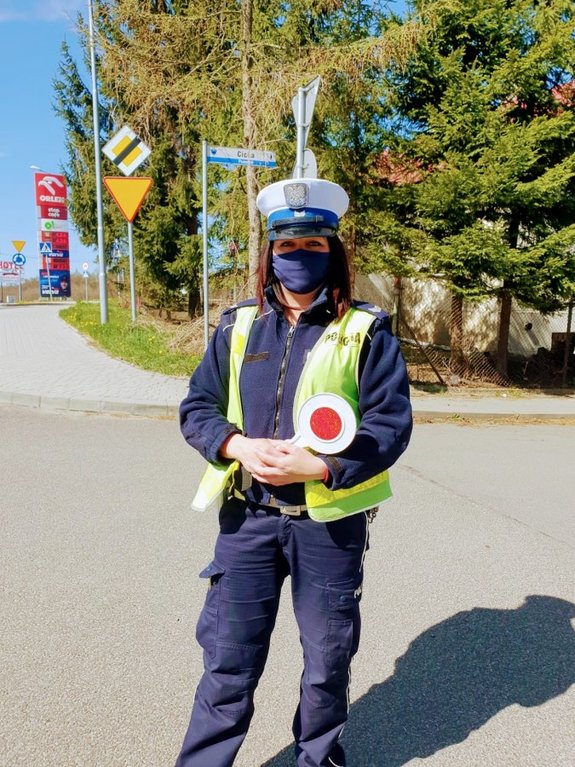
[103,177,153,222]
[103,125,151,176]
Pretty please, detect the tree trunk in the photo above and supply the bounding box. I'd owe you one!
[187,285,201,318]
[496,220,519,379]
[449,292,465,376]
[496,287,512,378]
[241,0,261,295]
[346,224,357,292]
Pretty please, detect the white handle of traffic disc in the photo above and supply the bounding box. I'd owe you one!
[290,393,357,454]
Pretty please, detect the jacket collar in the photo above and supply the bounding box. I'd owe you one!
[264,284,333,321]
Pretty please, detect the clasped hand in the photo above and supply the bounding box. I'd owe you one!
[221,434,326,486]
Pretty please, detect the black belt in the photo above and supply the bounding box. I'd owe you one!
[232,488,308,517]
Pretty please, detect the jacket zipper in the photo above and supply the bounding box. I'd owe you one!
[273,324,295,438]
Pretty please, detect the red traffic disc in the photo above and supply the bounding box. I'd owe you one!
[309,407,343,441]
[292,393,358,454]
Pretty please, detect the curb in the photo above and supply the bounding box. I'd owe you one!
[0,390,178,419]
[2,389,574,423]
[412,410,575,424]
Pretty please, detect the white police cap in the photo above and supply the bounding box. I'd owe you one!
[256,178,349,240]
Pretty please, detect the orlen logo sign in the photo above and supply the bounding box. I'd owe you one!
[34,173,67,206]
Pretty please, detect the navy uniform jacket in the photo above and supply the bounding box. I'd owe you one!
[180,286,413,508]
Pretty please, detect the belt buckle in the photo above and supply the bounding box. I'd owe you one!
[279,505,304,517]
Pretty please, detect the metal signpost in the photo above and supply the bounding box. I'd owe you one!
[12,242,26,303]
[292,76,321,179]
[102,176,154,322]
[39,242,54,301]
[12,253,26,302]
[88,0,108,324]
[103,126,152,323]
[82,262,90,301]
[201,142,277,349]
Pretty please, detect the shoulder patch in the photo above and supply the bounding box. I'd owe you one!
[352,299,389,320]
[221,297,258,317]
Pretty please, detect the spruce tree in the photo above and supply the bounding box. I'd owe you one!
[376,0,575,375]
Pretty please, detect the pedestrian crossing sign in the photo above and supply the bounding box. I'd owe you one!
[103,125,151,177]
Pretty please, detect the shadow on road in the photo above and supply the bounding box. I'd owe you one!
[262,595,575,766]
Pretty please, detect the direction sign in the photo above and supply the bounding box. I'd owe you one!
[12,253,26,266]
[207,146,277,168]
[103,125,151,176]
[103,176,154,222]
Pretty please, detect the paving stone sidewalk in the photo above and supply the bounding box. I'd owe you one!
[1,303,574,420]
[0,304,188,417]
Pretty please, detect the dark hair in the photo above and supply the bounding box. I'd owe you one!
[255,235,352,320]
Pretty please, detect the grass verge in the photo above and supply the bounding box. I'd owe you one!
[60,301,201,377]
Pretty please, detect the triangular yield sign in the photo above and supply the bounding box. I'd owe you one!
[12,240,26,252]
[103,176,153,222]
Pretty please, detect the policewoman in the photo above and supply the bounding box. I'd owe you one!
[175,178,412,767]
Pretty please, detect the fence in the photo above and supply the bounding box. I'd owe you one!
[355,274,574,388]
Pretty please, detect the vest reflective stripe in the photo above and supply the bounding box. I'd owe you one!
[293,308,391,522]
[190,305,258,512]
[191,304,392,520]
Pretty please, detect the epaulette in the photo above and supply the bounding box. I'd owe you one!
[352,299,389,321]
[221,297,258,317]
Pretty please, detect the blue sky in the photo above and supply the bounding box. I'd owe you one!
[0,0,93,278]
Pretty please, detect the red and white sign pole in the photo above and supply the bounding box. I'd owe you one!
[34,172,70,301]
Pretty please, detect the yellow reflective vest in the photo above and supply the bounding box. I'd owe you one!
[191,304,392,521]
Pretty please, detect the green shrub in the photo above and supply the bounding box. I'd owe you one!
[60,301,201,377]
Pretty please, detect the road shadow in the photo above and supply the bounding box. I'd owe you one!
[262,595,575,766]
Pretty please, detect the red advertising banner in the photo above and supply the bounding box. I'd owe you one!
[41,230,69,249]
[34,173,67,206]
[41,256,70,271]
[39,204,68,220]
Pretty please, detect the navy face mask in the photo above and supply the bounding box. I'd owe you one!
[271,248,330,294]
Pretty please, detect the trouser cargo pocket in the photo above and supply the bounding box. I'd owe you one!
[196,560,225,659]
[325,577,362,668]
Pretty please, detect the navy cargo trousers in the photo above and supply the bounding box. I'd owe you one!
[174,498,370,767]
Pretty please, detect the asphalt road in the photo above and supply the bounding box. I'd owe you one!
[1,408,574,767]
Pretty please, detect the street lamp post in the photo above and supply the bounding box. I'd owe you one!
[88,0,108,324]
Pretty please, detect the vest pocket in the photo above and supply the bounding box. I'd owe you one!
[196,561,226,659]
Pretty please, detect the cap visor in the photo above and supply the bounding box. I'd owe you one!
[268,225,337,240]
